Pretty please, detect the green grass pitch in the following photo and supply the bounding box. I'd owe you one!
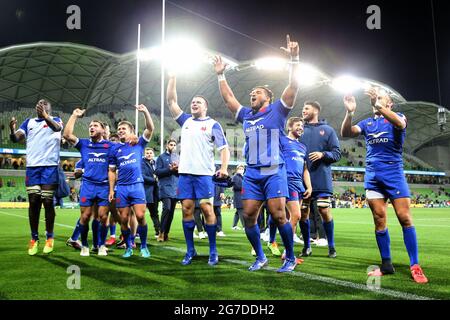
[0,207,449,300]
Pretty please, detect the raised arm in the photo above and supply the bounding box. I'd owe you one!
[213,56,241,116]
[280,34,300,108]
[63,108,86,145]
[374,92,406,129]
[166,75,183,118]
[341,96,361,138]
[136,104,154,141]
[9,117,25,144]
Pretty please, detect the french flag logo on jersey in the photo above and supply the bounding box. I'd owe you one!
[319,130,325,136]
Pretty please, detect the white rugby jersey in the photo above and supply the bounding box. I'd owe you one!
[18,117,63,167]
[175,112,228,176]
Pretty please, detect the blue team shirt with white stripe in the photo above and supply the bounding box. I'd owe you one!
[109,136,149,185]
[236,99,291,168]
[281,135,307,184]
[75,138,112,185]
[356,113,406,168]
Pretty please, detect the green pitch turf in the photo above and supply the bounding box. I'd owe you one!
[0,207,449,300]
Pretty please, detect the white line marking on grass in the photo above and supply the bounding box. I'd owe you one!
[341,221,450,228]
[0,210,75,229]
[0,210,436,300]
[163,245,434,301]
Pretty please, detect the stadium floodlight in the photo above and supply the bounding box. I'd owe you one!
[254,57,287,71]
[331,75,364,94]
[164,38,207,74]
[296,63,322,87]
[138,38,207,74]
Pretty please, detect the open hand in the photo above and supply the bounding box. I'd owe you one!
[213,55,228,75]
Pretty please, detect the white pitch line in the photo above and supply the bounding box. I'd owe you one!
[0,210,75,229]
[0,210,435,300]
[340,221,450,228]
[162,246,434,301]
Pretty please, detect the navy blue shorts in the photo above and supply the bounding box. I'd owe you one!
[365,166,410,199]
[287,180,305,202]
[177,174,214,200]
[241,164,288,201]
[26,166,58,186]
[311,191,333,199]
[115,183,147,208]
[79,181,109,207]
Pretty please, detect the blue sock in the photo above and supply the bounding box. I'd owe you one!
[31,232,39,241]
[323,220,335,248]
[130,233,136,245]
[182,220,196,255]
[137,224,148,249]
[402,226,419,266]
[300,219,311,249]
[204,224,217,255]
[122,229,132,249]
[99,224,108,246]
[268,215,277,244]
[71,219,81,240]
[92,219,99,248]
[278,222,294,260]
[46,232,54,240]
[245,224,265,261]
[109,224,116,237]
[80,223,89,247]
[375,228,391,260]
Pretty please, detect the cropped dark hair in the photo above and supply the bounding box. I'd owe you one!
[252,86,274,103]
[304,101,321,112]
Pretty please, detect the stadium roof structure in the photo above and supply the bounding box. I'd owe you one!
[0,42,448,153]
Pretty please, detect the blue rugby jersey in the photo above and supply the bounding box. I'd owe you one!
[281,135,307,184]
[356,113,406,167]
[74,138,112,185]
[109,136,149,185]
[236,99,292,168]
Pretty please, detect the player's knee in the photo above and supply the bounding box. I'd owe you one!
[181,201,194,211]
[199,198,213,206]
[242,213,256,226]
[272,215,287,226]
[398,214,413,228]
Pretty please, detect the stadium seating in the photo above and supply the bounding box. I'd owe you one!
[0,176,26,202]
